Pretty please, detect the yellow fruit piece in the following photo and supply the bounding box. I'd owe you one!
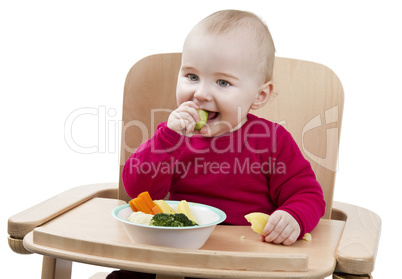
[244,212,269,235]
[153,200,175,214]
[302,233,312,241]
[195,109,208,130]
[177,200,197,223]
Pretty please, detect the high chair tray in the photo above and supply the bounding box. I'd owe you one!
[23,197,345,278]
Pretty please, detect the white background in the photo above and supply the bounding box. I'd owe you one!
[1,0,401,278]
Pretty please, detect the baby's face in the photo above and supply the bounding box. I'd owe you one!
[176,29,265,137]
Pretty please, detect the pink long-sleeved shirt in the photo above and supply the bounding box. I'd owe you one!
[122,114,325,237]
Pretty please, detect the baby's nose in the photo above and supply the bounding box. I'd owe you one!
[194,86,212,102]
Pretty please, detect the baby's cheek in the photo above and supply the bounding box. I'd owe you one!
[176,83,193,103]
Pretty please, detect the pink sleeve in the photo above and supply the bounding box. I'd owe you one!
[122,123,184,199]
[268,126,326,238]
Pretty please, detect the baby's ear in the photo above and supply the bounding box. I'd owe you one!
[251,81,273,110]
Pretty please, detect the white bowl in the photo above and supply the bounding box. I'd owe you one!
[112,201,226,249]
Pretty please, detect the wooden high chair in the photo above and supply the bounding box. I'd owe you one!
[8,53,381,279]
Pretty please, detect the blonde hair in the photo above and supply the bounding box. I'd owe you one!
[197,10,275,82]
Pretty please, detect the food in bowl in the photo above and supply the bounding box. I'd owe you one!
[154,200,175,214]
[151,213,198,227]
[126,192,200,227]
[126,211,153,225]
[126,211,198,227]
[128,191,162,215]
[112,199,226,249]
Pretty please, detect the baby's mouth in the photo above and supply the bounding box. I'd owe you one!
[206,111,219,121]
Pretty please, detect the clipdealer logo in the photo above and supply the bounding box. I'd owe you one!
[64,105,340,171]
[64,106,121,154]
[301,106,340,172]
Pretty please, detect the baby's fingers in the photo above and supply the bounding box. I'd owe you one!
[168,105,200,134]
[282,230,299,246]
[262,210,300,246]
[271,224,296,245]
[262,212,282,237]
[169,111,192,130]
[263,223,284,243]
[178,102,200,122]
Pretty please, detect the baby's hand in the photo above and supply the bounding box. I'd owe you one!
[261,210,300,246]
[167,101,206,135]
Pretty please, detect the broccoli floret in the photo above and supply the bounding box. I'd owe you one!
[151,213,198,227]
[171,213,198,226]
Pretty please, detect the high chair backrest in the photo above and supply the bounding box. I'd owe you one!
[119,53,344,219]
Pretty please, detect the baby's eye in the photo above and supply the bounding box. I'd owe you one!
[187,74,198,81]
[217,80,230,87]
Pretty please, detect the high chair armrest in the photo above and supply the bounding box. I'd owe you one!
[8,182,118,240]
[332,201,381,275]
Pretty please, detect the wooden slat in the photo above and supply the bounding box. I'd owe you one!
[8,182,118,239]
[41,256,72,279]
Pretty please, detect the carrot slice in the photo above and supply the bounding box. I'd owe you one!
[136,197,153,214]
[128,200,138,212]
[151,205,162,215]
[138,191,156,210]
[132,198,142,212]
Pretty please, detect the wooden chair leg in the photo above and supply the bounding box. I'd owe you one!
[41,256,72,279]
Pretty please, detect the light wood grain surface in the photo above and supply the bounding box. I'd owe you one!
[333,202,381,275]
[8,182,118,239]
[24,198,345,278]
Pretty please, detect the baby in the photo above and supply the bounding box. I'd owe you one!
[123,10,325,247]
[108,8,326,279]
